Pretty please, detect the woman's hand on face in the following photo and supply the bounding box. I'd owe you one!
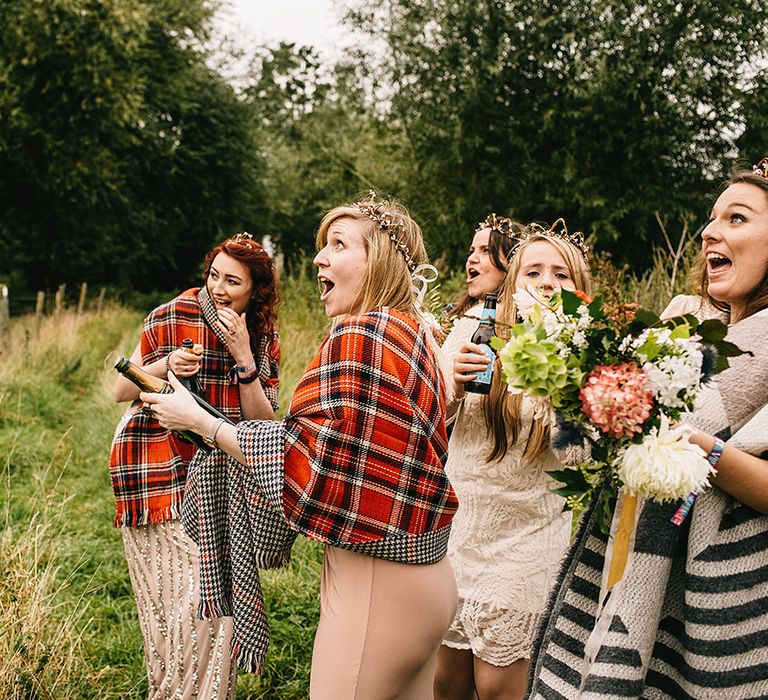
[140,373,207,433]
[216,307,252,364]
[167,348,203,377]
[453,342,492,385]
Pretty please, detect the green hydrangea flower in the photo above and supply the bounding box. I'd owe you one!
[497,326,569,397]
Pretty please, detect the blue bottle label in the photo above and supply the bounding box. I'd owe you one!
[473,344,495,385]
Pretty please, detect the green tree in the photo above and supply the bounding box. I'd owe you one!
[344,0,768,266]
[0,0,266,291]
[244,42,413,269]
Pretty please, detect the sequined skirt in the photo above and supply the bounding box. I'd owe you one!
[122,520,237,699]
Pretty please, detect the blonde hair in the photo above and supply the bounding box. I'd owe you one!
[315,197,427,318]
[315,197,453,393]
[483,234,592,461]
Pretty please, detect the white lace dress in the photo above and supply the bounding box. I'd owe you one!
[441,306,572,666]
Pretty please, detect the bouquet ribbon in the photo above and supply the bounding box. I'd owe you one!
[582,490,641,688]
[607,492,637,589]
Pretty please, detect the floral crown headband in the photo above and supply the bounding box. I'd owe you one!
[753,157,768,179]
[227,231,261,249]
[352,191,418,273]
[508,218,590,263]
[476,213,519,239]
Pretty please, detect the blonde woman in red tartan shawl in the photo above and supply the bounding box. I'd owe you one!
[143,194,460,699]
[110,234,280,699]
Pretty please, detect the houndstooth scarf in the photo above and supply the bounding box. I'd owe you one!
[181,423,296,674]
[528,308,768,699]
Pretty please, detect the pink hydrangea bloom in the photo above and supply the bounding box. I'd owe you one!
[580,362,653,439]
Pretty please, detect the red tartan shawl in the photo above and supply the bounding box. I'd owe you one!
[280,307,457,548]
[109,287,280,527]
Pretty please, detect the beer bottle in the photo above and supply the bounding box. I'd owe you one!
[465,292,497,395]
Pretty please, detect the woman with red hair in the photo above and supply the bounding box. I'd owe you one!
[110,232,280,699]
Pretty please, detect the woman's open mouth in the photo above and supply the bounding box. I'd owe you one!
[318,276,335,301]
[707,252,732,275]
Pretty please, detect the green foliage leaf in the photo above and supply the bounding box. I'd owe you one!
[561,289,582,316]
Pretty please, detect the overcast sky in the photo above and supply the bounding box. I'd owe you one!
[214,0,348,56]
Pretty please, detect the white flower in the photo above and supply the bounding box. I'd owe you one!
[576,305,592,329]
[639,339,703,409]
[617,414,714,501]
[618,334,634,353]
[513,285,548,321]
[572,330,588,349]
[542,311,565,339]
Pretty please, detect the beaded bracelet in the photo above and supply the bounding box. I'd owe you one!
[672,436,725,526]
[165,352,173,374]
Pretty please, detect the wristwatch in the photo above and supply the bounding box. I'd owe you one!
[203,418,225,448]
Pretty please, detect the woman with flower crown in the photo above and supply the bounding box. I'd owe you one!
[528,160,768,699]
[141,194,459,698]
[110,233,280,699]
[434,217,592,700]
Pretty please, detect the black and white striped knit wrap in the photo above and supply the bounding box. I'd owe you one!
[181,420,296,674]
[529,309,768,700]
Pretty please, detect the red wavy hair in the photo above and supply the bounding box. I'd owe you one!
[202,235,280,349]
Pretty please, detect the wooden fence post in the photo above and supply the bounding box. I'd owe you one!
[35,290,45,336]
[0,285,9,348]
[54,284,66,315]
[35,290,45,317]
[96,286,106,312]
[77,282,88,314]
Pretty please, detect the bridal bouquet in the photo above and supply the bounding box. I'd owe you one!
[491,288,745,529]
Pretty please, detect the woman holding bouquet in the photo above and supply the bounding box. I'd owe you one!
[110,233,280,699]
[529,160,768,699]
[434,217,591,700]
[141,194,459,699]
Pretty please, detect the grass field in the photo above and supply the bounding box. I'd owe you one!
[0,246,695,698]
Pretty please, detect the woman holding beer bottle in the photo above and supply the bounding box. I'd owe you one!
[434,217,592,700]
[110,233,280,699]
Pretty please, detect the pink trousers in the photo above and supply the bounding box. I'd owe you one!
[310,546,458,699]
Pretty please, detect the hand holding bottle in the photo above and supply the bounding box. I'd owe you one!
[141,372,209,436]
[452,342,492,395]
[167,344,203,377]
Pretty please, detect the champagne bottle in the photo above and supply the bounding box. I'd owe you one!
[114,355,234,453]
[465,292,497,395]
[179,338,206,398]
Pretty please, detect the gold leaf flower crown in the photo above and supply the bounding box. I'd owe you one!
[476,213,519,238]
[753,157,768,179]
[509,218,590,262]
[229,231,258,248]
[352,191,418,273]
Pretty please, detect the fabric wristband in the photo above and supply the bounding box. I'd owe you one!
[236,359,257,374]
[672,436,725,526]
[706,436,725,467]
